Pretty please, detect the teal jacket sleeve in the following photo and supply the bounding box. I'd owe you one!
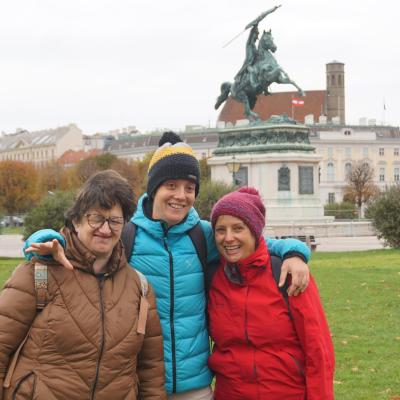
[23,229,65,261]
[265,237,311,262]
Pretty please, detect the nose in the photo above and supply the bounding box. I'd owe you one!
[98,220,112,234]
[224,229,234,242]
[174,184,186,199]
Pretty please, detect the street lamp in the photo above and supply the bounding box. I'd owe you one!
[226,155,240,185]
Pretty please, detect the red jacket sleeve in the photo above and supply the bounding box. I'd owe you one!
[289,276,335,400]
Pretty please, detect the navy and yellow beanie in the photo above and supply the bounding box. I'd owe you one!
[147,131,200,197]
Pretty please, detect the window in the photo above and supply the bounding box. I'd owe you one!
[327,147,333,157]
[331,75,336,86]
[327,162,335,182]
[394,168,400,182]
[394,148,399,156]
[379,168,385,182]
[344,130,351,136]
[363,147,369,157]
[345,147,351,157]
[379,148,384,156]
[345,163,352,178]
[328,193,335,204]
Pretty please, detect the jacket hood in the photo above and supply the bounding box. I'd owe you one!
[132,193,201,239]
[62,227,125,276]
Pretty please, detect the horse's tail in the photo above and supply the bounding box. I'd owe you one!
[215,82,232,110]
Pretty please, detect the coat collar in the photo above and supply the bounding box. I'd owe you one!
[224,238,270,285]
[62,227,125,276]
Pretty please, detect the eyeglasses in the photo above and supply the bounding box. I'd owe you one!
[85,214,124,231]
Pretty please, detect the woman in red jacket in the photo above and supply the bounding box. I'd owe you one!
[208,187,335,400]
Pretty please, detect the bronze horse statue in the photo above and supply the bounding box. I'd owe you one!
[215,7,305,122]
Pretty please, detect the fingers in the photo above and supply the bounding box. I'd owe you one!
[278,264,288,288]
[52,239,73,270]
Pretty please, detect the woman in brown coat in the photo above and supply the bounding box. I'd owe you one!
[0,170,166,400]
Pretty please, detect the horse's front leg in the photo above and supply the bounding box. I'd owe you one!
[278,70,305,97]
[239,94,259,121]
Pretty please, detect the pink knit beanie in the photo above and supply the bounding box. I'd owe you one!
[211,187,266,240]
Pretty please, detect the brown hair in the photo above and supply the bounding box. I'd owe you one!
[65,169,136,228]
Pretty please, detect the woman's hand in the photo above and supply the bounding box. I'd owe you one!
[279,256,310,296]
[25,239,73,270]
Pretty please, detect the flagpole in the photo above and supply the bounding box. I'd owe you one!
[383,98,386,125]
[291,94,294,119]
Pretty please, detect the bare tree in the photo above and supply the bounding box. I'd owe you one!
[343,161,379,217]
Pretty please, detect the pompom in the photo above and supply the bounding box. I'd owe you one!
[237,186,260,196]
[159,131,182,146]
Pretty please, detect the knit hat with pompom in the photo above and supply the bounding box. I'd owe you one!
[210,187,266,241]
[147,131,200,197]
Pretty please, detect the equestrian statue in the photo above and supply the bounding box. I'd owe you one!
[215,5,305,122]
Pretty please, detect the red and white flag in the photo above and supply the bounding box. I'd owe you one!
[292,98,305,106]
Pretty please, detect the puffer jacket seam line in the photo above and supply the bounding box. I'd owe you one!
[3,285,35,298]
[49,269,101,348]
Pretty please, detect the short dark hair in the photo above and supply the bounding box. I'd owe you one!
[65,170,136,228]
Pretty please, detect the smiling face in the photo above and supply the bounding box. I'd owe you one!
[214,215,256,263]
[73,203,124,258]
[152,179,196,226]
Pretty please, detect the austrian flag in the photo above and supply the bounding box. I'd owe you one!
[292,98,305,106]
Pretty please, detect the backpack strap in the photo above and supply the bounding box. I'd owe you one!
[120,222,149,334]
[270,255,293,320]
[187,223,207,272]
[187,222,219,296]
[34,262,49,310]
[121,221,137,262]
[135,269,149,335]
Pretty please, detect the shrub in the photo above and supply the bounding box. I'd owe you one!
[195,180,234,220]
[23,191,75,240]
[365,185,400,248]
[324,202,358,219]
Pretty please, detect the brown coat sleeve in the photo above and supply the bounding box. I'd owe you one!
[137,284,166,400]
[0,263,37,399]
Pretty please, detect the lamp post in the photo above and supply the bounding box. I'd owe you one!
[226,155,240,186]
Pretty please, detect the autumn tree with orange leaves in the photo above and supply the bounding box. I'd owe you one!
[0,160,38,219]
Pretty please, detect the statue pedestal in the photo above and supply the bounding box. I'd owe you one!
[208,121,331,223]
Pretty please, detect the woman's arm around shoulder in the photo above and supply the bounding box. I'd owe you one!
[0,263,37,395]
[137,284,166,399]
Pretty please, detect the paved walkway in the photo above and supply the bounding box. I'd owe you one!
[0,234,24,258]
[0,234,388,259]
[316,236,386,252]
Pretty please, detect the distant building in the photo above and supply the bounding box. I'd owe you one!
[58,149,99,168]
[104,123,400,205]
[0,124,83,166]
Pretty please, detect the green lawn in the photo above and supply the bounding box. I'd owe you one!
[310,250,400,400]
[0,250,399,399]
[0,226,23,235]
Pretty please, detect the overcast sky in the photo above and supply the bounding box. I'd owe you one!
[0,0,398,134]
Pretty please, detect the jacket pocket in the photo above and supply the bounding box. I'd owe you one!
[12,373,58,400]
[11,371,35,400]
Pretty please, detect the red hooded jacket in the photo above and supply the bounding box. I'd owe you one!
[208,239,334,400]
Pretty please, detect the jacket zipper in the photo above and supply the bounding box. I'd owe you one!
[244,286,258,383]
[163,236,177,393]
[90,275,106,400]
[289,354,305,378]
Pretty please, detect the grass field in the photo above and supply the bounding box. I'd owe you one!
[1,250,399,399]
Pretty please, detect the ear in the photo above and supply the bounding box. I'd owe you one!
[268,29,271,33]
[72,219,80,233]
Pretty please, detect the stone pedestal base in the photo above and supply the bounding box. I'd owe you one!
[208,123,327,223]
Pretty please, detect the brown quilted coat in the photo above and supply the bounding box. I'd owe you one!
[0,228,166,400]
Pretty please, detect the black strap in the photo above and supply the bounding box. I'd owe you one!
[270,255,292,320]
[121,221,137,262]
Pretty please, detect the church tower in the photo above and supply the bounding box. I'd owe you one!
[326,61,345,124]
